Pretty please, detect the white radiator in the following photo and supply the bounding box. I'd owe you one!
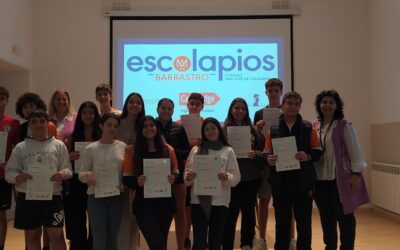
[371,162,400,214]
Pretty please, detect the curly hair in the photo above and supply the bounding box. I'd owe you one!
[314,90,344,121]
[15,92,47,119]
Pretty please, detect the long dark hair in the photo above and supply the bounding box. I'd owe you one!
[315,90,344,121]
[120,93,145,129]
[134,115,168,155]
[133,116,169,175]
[223,97,258,144]
[200,117,229,147]
[72,101,101,142]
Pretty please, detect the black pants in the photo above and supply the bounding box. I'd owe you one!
[134,197,174,250]
[314,180,356,250]
[271,183,313,250]
[63,175,91,250]
[222,178,262,249]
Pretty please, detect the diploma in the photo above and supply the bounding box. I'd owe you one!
[143,158,171,198]
[74,142,91,173]
[26,158,56,200]
[94,163,120,198]
[227,126,252,158]
[272,136,301,172]
[0,131,7,162]
[193,155,222,196]
[181,114,201,140]
[262,108,282,135]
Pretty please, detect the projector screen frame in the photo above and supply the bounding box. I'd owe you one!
[110,15,294,112]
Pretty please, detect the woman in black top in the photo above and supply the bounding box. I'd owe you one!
[156,98,190,250]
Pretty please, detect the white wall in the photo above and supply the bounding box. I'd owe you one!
[31,0,371,163]
[0,0,32,70]
[369,0,400,125]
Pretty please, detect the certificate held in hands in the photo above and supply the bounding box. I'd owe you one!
[271,136,300,172]
[227,126,252,158]
[143,158,171,198]
[94,163,120,198]
[26,157,56,200]
[181,114,201,140]
[262,108,282,135]
[193,155,221,196]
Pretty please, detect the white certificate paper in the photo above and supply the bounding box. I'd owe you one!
[227,126,251,158]
[272,136,301,172]
[181,114,201,140]
[193,155,221,196]
[262,108,282,135]
[0,131,8,162]
[143,158,171,198]
[74,142,91,173]
[94,163,120,198]
[26,161,55,200]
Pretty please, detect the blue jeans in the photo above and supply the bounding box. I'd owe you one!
[87,194,123,250]
[191,204,228,250]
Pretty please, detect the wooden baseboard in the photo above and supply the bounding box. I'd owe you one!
[371,206,400,223]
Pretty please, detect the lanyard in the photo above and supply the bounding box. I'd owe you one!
[319,120,334,152]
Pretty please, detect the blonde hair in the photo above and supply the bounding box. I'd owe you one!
[48,89,75,118]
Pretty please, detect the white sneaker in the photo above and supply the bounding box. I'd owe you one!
[241,245,252,250]
[253,239,267,250]
[289,239,297,250]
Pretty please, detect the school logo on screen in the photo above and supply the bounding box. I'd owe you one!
[126,48,276,81]
[173,56,191,71]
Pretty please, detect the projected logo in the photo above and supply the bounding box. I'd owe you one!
[179,92,220,106]
[174,56,191,71]
[125,45,277,82]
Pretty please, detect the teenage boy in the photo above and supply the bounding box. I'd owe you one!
[0,86,20,250]
[253,78,283,250]
[15,92,57,139]
[180,92,204,250]
[5,110,72,250]
[264,92,322,250]
[95,83,122,116]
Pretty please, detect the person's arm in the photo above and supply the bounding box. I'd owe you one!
[5,146,22,184]
[54,143,73,181]
[184,147,197,186]
[343,123,366,173]
[10,119,21,151]
[221,148,241,187]
[122,149,138,189]
[167,145,179,184]
[78,146,93,183]
[309,128,323,162]
[48,122,58,137]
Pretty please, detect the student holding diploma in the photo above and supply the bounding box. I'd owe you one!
[185,117,240,250]
[222,98,266,250]
[5,110,72,250]
[66,101,101,250]
[116,92,145,250]
[312,90,369,250]
[264,92,322,250]
[123,115,178,250]
[180,92,205,249]
[156,98,191,250]
[253,78,283,250]
[0,86,20,250]
[79,113,126,250]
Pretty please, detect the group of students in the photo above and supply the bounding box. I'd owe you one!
[0,79,369,250]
